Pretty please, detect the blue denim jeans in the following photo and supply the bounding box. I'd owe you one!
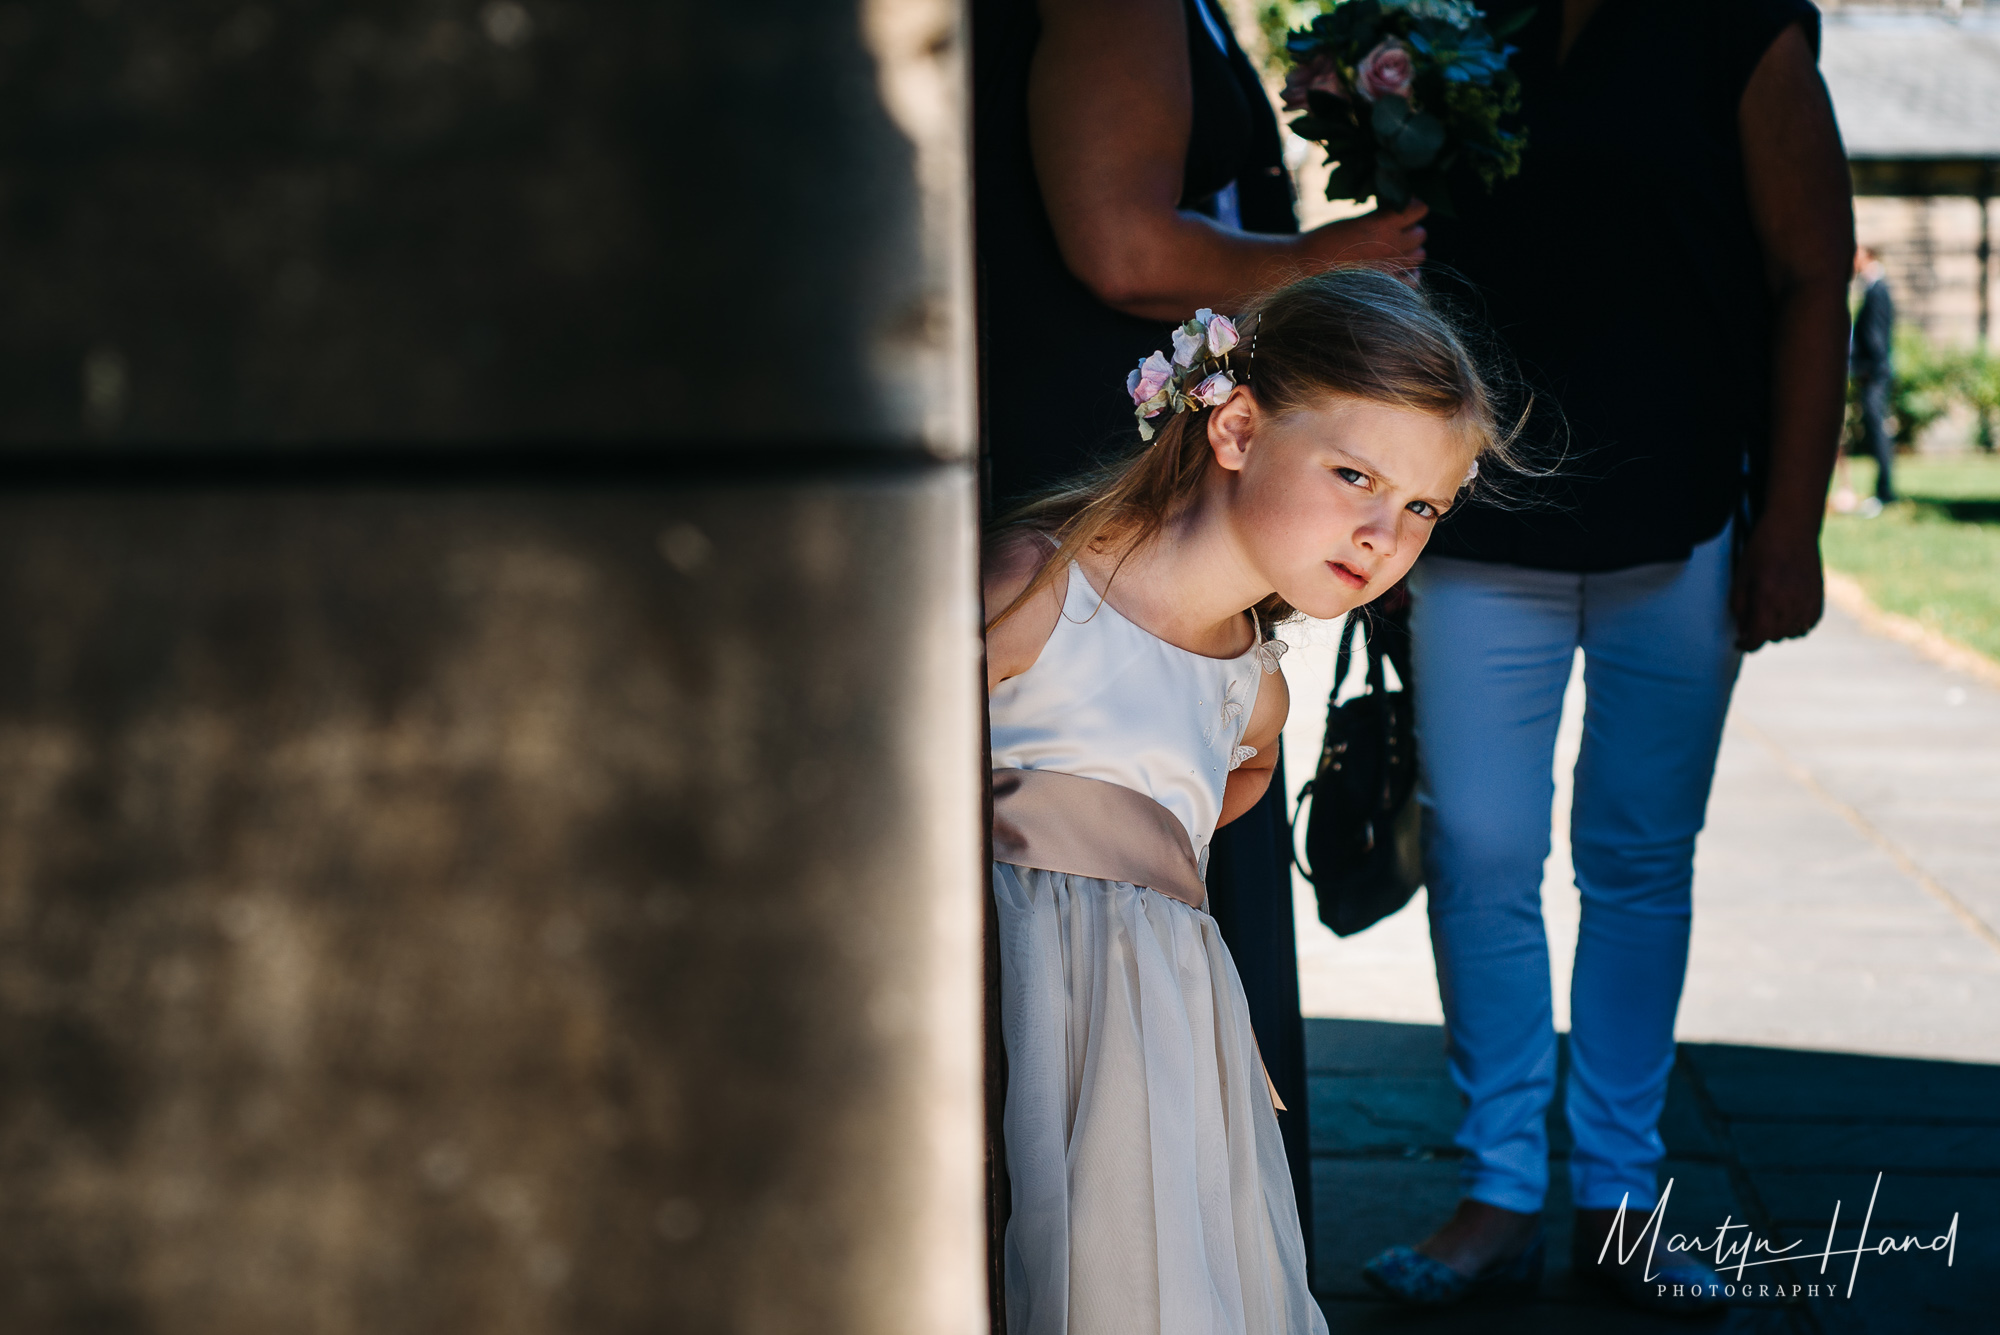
[1407,522,1741,1213]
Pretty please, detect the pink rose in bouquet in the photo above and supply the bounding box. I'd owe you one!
[1281,51,1347,111]
[1354,39,1415,102]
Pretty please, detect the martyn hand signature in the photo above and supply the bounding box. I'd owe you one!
[1596,1172,1958,1300]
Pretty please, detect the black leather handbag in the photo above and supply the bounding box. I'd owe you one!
[1292,594,1424,937]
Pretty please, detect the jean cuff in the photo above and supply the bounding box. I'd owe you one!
[1463,1177,1547,1216]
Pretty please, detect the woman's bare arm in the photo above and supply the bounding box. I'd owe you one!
[1733,20,1855,651]
[1031,0,1426,321]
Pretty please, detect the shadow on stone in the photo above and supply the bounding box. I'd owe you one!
[1307,1019,1995,1334]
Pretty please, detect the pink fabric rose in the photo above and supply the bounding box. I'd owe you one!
[1282,52,1347,111]
[1205,313,1239,358]
[1190,371,1235,407]
[1355,39,1415,103]
[1127,350,1174,406]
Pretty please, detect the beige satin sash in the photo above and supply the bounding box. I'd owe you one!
[991,768,1209,910]
[990,768,1286,1112]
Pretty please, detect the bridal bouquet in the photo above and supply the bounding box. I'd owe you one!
[1277,0,1528,213]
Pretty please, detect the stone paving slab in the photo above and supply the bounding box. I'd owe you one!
[1684,1043,2000,1122]
[1684,719,2000,1064]
[1308,1075,1462,1153]
[1769,1225,1997,1335]
[1306,1021,1761,1324]
[1315,1297,1804,1334]
[1727,607,2000,944]
[1745,1171,1999,1229]
[1306,1016,1447,1075]
[1727,1122,2000,1173]
[1305,1020,1992,1332]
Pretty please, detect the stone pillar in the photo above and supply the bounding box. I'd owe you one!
[0,3,982,1333]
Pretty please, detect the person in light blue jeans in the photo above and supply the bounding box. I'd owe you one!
[1354,0,1854,1316]
[1362,522,1754,1316]
[1413,521,1741,1218]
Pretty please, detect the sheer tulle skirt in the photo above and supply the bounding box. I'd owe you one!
[994,862,1327,1335]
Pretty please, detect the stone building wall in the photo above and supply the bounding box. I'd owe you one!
[1856,196,1995,349]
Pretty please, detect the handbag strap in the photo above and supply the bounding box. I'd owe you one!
[1367,617,1388,695]
[1331,611,1361,694]
[1331,611,1390,705]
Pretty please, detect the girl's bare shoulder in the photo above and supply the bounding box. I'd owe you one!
[984,527,1067,689]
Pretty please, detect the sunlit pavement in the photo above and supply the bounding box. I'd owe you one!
[1276,600,2000,1332]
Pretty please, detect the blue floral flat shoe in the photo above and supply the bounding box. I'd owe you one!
[1361,1228,1545,1306]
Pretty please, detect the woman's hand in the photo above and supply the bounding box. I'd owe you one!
[1300,201,1429,274]
[1730,520,1824,652]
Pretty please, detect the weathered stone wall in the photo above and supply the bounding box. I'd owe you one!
[0,1,982,1332]
[0,482,983,1333]
[0,0,964,449]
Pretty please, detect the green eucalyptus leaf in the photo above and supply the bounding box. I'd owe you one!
[1396,112,1446,167]
[1373,97,1445,170]
[1371,93,1412,136]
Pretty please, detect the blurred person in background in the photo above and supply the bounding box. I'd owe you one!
[1835,243,1896,515]
[973,0,1427,1253]
[1358,0,1855,1314]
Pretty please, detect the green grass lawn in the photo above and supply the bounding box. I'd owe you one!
[1823,453,2000,662]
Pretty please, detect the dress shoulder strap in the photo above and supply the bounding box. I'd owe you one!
[1249,611,1287,674]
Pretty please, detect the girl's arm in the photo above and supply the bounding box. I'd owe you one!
[985,531,1065,693]
[1217,656,1289,826]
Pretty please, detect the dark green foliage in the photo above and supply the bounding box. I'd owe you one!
[1277,0,1528,213]
[1849,327,2000,454]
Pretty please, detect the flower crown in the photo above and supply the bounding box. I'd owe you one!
[1126,308,1253,442]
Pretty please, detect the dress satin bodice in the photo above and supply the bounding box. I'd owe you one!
[989,561,1278,865]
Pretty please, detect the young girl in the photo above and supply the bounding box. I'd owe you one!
[985,268,1510,1334]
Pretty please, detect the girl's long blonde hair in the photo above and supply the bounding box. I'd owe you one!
[988,266,1524,634]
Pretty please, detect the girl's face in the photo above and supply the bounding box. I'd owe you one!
[1209,389,1475,621]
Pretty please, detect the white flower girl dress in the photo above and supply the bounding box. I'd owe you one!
[989,560,1325,1335]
